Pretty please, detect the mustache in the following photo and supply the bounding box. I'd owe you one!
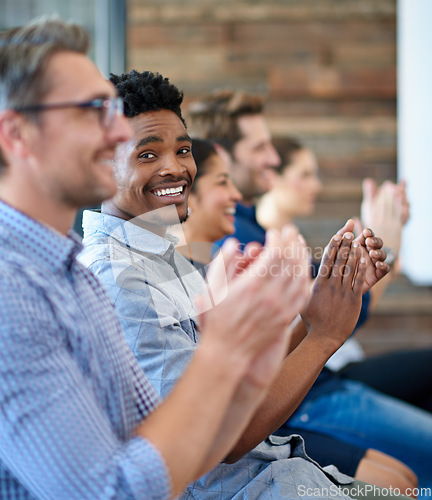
[147,175,193,191]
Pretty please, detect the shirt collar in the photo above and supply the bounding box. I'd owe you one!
[82,210,178,258]
[0,200,83,273]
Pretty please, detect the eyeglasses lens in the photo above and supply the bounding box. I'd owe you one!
[101,98,124,128]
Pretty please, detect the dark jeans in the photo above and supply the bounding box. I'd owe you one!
[338,348,432,412]
[276,427,365,477]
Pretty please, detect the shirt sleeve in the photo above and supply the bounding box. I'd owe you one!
[87,256,198,400]
[0,269,171,500]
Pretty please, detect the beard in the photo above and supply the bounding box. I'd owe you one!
[131,203,189,231]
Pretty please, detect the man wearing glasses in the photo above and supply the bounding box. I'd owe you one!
[0,17,318,499]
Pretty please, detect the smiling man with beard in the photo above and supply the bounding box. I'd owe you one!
[102,73,195,231]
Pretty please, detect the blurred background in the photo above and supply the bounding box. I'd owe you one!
[1,0,431,354]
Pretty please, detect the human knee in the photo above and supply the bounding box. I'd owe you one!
[356,449,417,498]
[363,449,418,488]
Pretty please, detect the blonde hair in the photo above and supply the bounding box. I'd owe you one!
[0,16,89,168]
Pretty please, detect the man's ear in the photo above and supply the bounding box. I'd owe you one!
[0,110,34,162]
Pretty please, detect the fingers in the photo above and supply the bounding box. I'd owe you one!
[243,241,263,260]
[332,232,354,280]
[279,226,310,306]
[207,238,238,280]
[365,234,383,251]
[353,256,367,295]
[342,239,361,289]
[364,235,387,271]
[355,226,376,248]
[368,247,386,264]
[362,178,377,202]
[336,218,355,236]
[281,225,310,271]
[201,228,312,365]
[317,233,342,279]
[379,181,401,223]
[260,225,310,320]
[246,229,283,279]
[375,260,391,281]
[201,238,240,312]
[397,179,410,225]
[352,217,364,238]
[236,242,263,274]
[362,179,408,235]
[223,225,311,331]
[317,231,365,293]
[219,237,240,260]
[216,238,241,281]
[328,219,355,277]
[352,226,390,279]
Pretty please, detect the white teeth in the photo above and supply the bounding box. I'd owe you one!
[154,186,184,197]
[225,207,236,215]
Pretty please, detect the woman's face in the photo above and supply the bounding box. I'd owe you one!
[188,152,242,242]
[274,148,322,218]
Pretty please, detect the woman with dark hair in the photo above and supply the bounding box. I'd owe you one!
[176,138,242,267]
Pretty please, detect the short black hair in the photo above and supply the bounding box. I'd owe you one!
[109,70,185,126]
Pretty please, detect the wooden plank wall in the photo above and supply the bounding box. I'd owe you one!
[126,0,396,247]
[126,0,432,356]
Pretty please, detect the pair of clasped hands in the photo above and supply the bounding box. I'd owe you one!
[197,219,390,391]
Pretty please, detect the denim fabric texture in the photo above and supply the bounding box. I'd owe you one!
[286,379,432,495]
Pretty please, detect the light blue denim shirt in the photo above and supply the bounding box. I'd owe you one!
[80,210,205,398]
[0,202,170,499]
[80,210,354,500]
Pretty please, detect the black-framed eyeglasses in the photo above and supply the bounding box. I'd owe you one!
[13,97,124,129]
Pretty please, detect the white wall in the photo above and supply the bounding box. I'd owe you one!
[398,0,432,285]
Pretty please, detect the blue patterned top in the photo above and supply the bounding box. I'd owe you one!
[0,201,170,499]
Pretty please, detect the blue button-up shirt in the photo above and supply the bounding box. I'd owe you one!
[0,201,170,499]
[80,210,354,500]
[214,202,266,251]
